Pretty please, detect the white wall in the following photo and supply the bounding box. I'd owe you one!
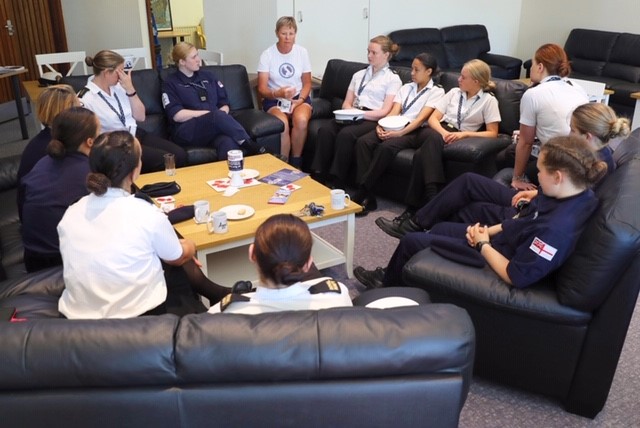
[61,0,150,64]
[516,0,640,63]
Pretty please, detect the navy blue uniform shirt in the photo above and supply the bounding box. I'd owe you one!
[162,69,230,124]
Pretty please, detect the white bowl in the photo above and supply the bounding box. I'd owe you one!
[378,115,410,131]
[333,108,365,122]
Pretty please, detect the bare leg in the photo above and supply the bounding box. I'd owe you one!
[268,106,291,159]
[290,103,312,157]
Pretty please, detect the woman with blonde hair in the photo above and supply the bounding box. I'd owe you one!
[81,49,186,172]
[162,42,263,160]
[311,35,402,189]
[257,16,313,167]
[17,84,79,184]
[402,59,501,210]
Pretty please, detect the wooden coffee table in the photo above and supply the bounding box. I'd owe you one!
[135,154,361,286]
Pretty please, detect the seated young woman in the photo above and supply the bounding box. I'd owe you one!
[20,107,99,272]
[57,131,229,319]
[209,214,353,314]
[375,102,630,239]
[311,35,402,189]
[352,52,445,215]
[402,59,501,211]
[162,42,263,160]
[355,135,607,290]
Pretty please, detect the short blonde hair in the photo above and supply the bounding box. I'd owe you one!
[36,84,78,127]
[276,16,297,33]
[370,35,399,58]
[463,59,496,92]
[171,41,196,64]
[571,102,631,146]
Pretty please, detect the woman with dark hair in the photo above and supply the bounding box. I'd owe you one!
[498,43,589,190]
[353,52,445,215]
[20,107,99,272]
[209,214,352,314]
[82,50,187,172]
[162,42,262,160]
[356,135,608,290]
[311,35,403,189]
[57,131,228,319]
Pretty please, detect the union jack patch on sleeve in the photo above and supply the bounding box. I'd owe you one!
[529,237,557,261]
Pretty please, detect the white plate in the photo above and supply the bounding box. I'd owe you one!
[227,168,260,179]
[378,115,410,131]
[219,204,255,220]
[333,108,365,121]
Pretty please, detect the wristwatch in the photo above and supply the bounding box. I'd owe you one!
[475,240,491,252]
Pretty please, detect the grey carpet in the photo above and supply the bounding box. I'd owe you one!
[315,195,640,427]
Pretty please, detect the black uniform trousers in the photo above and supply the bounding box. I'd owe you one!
[172,110,251,161]
[311,120,377,183]
[136,128,187,174]
[404,127,450,207]
[355,127,429,191]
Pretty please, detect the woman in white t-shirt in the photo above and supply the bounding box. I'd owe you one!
[257,16,313,168]
[209,214,352,314]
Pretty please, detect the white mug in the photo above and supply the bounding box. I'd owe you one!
[277,98,292,113]
[207,211,228,234]
[330,189,350,210]
[194,200,210,224]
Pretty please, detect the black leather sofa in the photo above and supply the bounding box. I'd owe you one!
[62,65,284,165]
[402,129,640,418]
[524,28,640,118]
[0,266,475,428]
[0,155,24,283]
[305,59,528,203]
[389,25,523,80]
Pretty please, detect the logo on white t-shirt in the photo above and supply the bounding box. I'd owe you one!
[279,63,295,79]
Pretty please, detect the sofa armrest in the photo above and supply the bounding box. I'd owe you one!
[402,248,591,325]
[443,136,511,164]
[230,109,284,139]
[479,52,522,71]
[310,97,333,120]
[523,59,533,78]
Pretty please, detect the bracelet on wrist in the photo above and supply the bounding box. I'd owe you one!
[513,174,529,182]
[475,240,491,252]
[126,91,137,97]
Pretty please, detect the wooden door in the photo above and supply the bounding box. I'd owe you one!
[0,0,66,103]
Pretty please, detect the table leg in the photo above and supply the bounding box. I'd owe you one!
[632,98,640,132]
[343,213,356,278]
[11,75,28,139]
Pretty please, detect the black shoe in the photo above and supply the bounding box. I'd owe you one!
[356,195,377,217]
[242,139,264,156]
[354,266,386,289]
[231,280,253,294]
[375,210,422,239]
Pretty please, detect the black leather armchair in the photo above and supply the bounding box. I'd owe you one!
[0,266,475,428]
[402,129,640,418]
[0,155,24,282]
[62,65,284,166]
[389,25,523,80]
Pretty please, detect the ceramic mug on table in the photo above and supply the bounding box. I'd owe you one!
[330,189,350,210]
[194,200,210,224]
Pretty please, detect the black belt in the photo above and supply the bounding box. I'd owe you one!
[441,121,459,132]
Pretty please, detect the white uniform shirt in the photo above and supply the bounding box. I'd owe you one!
[257,44,312,96]
[436,87,501,132]
[208,277,353,315]
[58,188,183,319]
[519,76,589,144]
[393,80,445,121]
[348,65,402,111]
[81,76,137,135]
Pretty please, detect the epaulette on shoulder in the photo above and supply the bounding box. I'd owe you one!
[220,293,251,312]
[308,279,342,295]
[134,191,154,204]
[77,87,90,98]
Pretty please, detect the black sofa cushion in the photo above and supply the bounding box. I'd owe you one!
[440,25,491,70]
[603,33,640,82]
[564,28,619,76]
[388,28,447,69]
